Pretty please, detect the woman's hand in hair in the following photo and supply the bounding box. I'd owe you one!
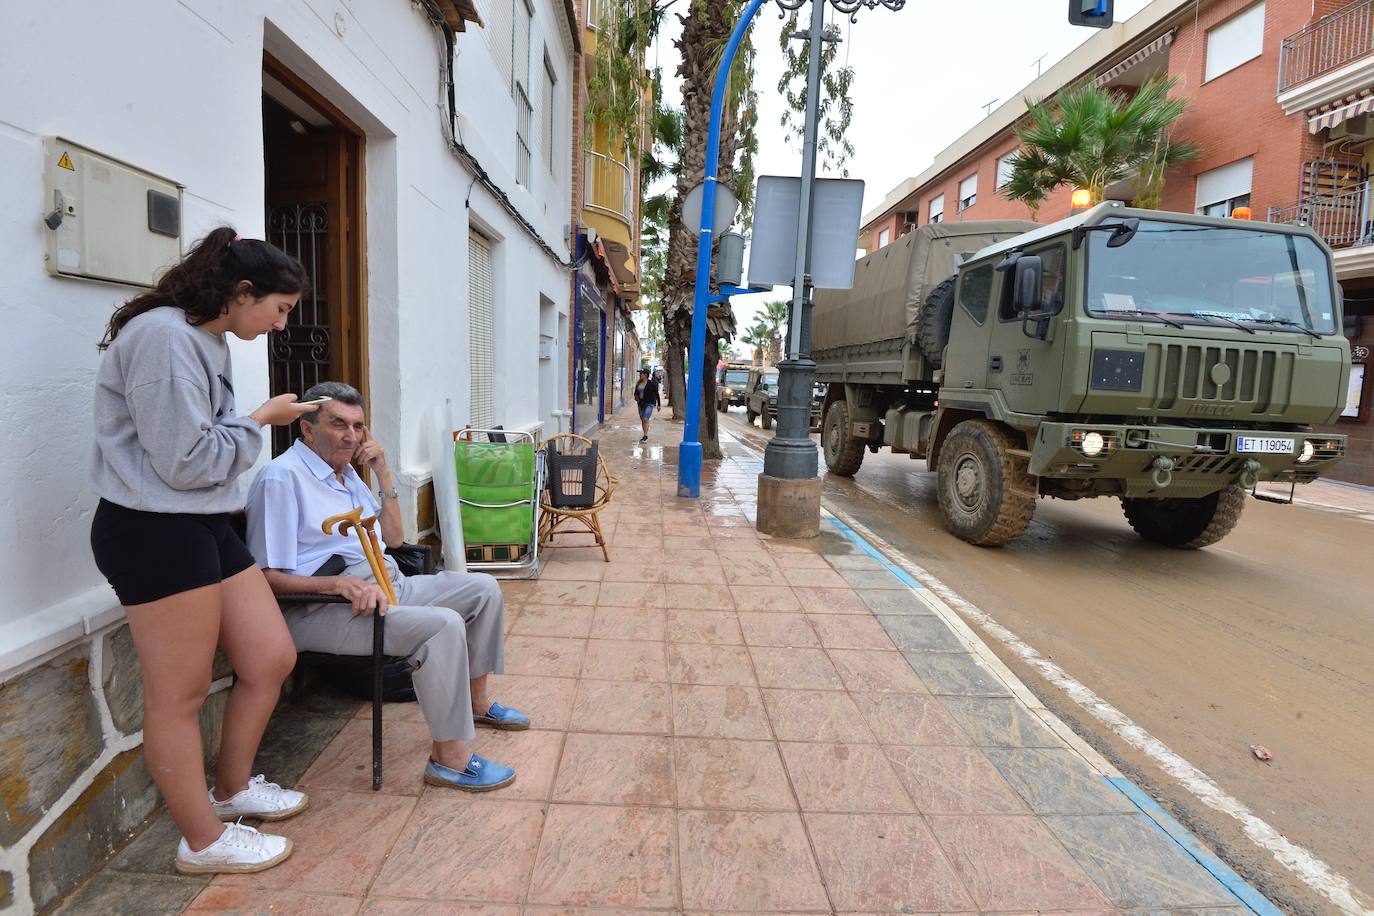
[249,393,320,427]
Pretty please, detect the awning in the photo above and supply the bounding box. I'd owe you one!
[1094,30,1175,86]
[1309,94,1374,133]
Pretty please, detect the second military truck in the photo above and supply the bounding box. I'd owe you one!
[813,204,1350,548]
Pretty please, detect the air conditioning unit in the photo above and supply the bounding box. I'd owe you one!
[1331,113,1374,141]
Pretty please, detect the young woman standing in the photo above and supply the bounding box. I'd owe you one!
[90,228,319,874]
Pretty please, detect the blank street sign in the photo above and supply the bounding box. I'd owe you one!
[748,176,865,290]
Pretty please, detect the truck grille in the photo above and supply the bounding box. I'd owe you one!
[1148,343,1291,415]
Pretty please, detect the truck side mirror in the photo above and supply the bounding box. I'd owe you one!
[1014,256,1052,340]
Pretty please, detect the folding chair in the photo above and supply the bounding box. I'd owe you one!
[454,427,543,576]
[539,433,616,561]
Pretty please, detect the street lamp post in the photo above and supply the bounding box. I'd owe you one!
[676,0,904,512]
[755,0,904,538]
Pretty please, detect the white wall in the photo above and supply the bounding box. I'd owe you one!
[0,0,574,673]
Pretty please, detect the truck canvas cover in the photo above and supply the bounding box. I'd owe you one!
[813,220,1038,349]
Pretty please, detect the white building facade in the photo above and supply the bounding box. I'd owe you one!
[0,1,577,910]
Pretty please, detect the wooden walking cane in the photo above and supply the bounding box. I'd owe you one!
[321,505,394,791]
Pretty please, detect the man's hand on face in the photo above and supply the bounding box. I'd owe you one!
[332,575,389,617]
[353,425,388,472]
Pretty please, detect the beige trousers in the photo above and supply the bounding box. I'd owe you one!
[283,558,506,741]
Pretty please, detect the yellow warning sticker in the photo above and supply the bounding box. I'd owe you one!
[57,152,75,171]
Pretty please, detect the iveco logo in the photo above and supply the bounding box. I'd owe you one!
[1187,404,1235,416]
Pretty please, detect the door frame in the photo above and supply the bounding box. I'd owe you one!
[262,52,369,410]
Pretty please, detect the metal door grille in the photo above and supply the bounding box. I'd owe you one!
[268,202,330,455]
[469,233,496,431]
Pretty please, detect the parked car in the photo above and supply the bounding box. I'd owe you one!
[717,363,752,411]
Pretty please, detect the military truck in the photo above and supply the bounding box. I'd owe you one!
[813,204,1350,548]
[717,362,753,411]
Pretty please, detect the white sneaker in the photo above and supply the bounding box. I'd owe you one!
[175,821,292,875]
[209,775,309,821]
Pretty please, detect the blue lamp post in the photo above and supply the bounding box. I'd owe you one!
[677,0,906,500]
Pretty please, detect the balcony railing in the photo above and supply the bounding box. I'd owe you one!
[1279,0,1374,93]
[1267,180,1374,248]
[584,149,633,224]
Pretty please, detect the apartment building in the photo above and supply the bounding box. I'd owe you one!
[863,0,1374,485]
[569,0,647,434]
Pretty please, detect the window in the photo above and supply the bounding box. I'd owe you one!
[878,227,891,248]
[1000,245,1067,321]
[489,0,514,91]
[1195,157,1253,215]
[996,153,1017,190]
[929,194,945,224]
[959,264,995,324]
[513,0,532,93]
[469,233,496,431]
[1205,2,1264,82]
[541,53,557,174]
[959,174,978,211]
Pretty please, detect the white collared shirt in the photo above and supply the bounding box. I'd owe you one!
[245,439,381,576]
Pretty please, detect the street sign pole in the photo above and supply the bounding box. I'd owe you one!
[678,0,768,499]
[762,0,827,488]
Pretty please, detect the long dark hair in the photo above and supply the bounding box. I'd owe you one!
[99,227,308,349]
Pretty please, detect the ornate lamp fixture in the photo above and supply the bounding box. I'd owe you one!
[776,0,906,22]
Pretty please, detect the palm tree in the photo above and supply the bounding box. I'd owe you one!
[741,320,770,366]
[759,299,789,366]
[1002,77,1198,217]
[661,0,758,460]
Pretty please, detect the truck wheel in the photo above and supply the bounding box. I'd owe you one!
[746,407,757,424]
[761,408,773,430]
[915,275,957,370]
[1122,485,1246,549]
[936,419,1035,546]
[822,401,866,476]
[717,398,726,412]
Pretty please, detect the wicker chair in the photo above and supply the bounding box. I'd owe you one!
[539,433,616,561]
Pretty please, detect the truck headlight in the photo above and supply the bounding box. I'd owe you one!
[1081,431,1106,457]
[723,387,734,395]
[1298,439,1315,463]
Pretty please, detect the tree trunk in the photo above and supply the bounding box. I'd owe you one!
[664,316,687,419]
[701,333,721,460]
[662,0,746,449]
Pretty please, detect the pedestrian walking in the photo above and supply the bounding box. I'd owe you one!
[89,228,320,876]
[634,367,660,443]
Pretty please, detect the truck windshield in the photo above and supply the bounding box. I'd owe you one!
[723,370,749,386]
[1085,220,1337,334]
[763,373,779,392]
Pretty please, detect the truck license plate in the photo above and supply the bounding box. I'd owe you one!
[1236,437,1294,454]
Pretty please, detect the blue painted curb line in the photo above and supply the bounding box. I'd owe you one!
[822,514,924,590]
[1107,776,1283,916]
[820,513,1279,916]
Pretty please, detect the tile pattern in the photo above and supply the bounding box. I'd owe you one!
[140,412,1238,915]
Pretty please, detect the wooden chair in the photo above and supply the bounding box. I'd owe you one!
[539,433,616,561]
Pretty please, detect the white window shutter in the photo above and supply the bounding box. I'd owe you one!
[1205,2,1265,82]
[468,233,496,431]
[487,0,514,93]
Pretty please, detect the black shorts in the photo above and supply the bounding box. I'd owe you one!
[90,499,256,606]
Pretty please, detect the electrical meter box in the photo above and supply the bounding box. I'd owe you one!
[43,137,182,287]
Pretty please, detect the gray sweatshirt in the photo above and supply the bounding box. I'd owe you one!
[90,306,264,513]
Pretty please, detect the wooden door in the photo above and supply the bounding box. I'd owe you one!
[263,93,365,454]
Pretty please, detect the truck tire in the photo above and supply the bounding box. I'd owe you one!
[761,408,773,430]
[822,401,866,476]
[746,406,757,424]
[1121,485,1246,549]
[936,419,1035,546]
[717,397,726,412]
[915,275,957,370]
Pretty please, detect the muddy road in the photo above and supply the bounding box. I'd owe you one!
[721,408,1374,913]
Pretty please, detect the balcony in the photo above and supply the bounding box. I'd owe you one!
[584,149,634,225]
[1278,0,1374,113]
[1268,180,1374,278]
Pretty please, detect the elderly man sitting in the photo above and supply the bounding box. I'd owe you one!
[245,382,526,791]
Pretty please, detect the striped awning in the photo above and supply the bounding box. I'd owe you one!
[1309,94,1374,133]
[1094,30,1175,86]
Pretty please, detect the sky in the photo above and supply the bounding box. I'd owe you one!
[643,0,1153,356]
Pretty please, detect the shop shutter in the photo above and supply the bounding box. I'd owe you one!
[469,233,495,431]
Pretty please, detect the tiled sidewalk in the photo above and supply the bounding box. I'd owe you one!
[171,410,1253,914]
